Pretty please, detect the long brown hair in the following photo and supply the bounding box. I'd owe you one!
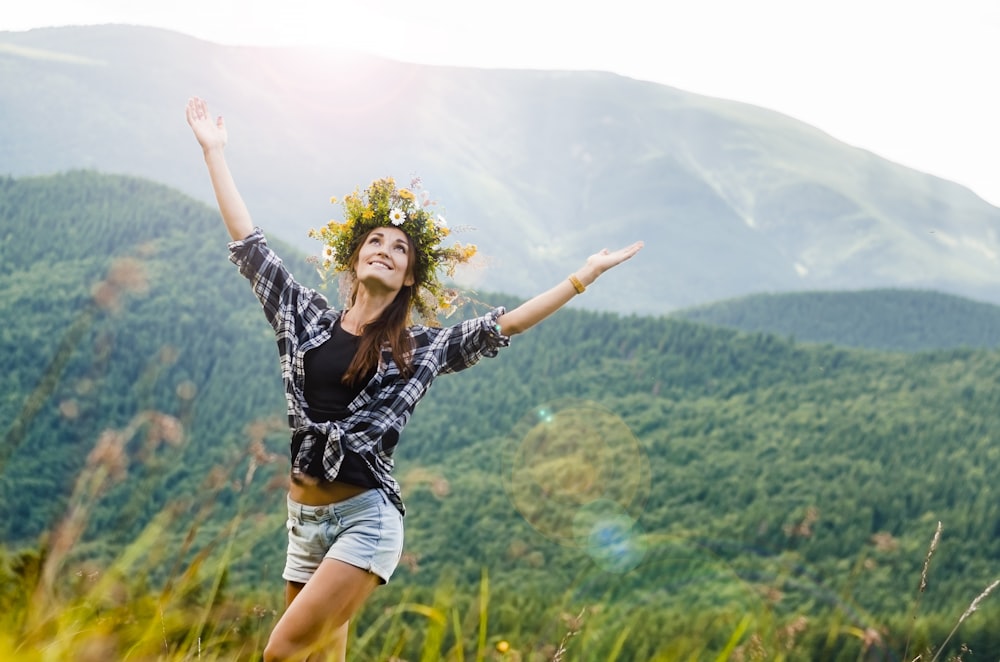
[341,229,420,385]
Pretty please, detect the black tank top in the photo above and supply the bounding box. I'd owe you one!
[303,317,378,487]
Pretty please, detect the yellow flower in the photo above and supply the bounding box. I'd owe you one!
[362,209,374,220]
[495,640,510,653]
[398,188,416,202]
[329,196,338,204]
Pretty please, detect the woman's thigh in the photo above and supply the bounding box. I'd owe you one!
[266,559,379,660]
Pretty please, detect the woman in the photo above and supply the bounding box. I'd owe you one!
[185,96,643,661]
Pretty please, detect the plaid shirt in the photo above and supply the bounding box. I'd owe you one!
[229,228,509,515]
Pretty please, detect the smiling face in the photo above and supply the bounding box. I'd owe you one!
[352,226,416,292]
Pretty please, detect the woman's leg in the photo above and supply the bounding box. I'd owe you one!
[263,559,380,662]
[279,580,349,662]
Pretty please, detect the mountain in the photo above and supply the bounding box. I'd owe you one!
[4,172,1000,649]
[672,289,1000,351]
[2,25,1000,315]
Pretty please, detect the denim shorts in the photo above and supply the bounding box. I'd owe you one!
[282,489,404,585]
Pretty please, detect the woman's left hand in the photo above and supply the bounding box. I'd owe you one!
[584,240,644,280]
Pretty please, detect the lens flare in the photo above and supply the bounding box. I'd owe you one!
[573,500,647,573]
[503,398,651,571]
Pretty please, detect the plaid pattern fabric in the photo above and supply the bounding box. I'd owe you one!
[229,228,509,515]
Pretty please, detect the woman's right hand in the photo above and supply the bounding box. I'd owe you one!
[184,96,254,240]
[185,96,227,153]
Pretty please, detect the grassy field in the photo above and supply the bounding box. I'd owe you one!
[3,454,996,662]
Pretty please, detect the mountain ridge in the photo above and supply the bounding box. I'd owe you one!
[672,288,1000,351]
[2,25,999,315]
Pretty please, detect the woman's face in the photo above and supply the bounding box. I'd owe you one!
[354,226,416,292]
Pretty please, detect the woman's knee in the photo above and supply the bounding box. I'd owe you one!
[261,637,284,662]
[263,621,348,662]
[262,634,297,662]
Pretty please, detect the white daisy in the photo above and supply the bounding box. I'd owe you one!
[436,214,448,227]
[322,245,334,260]
[389,208,406,225]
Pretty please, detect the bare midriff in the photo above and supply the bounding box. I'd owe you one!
[289,477,371,506]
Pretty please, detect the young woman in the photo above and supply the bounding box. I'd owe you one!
[185,96,643,662]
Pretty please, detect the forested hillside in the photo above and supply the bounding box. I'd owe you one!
[672,289,1000,351]
[2,171,1000,659]
[0,170,296,542]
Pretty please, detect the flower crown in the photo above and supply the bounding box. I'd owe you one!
[308,177,477,324]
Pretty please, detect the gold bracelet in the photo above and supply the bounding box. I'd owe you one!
[568,274,586,294]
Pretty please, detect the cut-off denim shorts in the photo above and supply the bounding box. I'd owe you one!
[283,489,404,585]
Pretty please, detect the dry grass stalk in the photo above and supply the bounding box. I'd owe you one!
[904,521,942,660]
[929,579,1000,662]
[552,607,587,662]
[920,523,943,594]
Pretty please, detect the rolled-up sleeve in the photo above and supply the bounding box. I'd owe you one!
[228,228,325,330]
[436,306,510,374]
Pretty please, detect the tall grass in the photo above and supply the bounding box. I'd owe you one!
[4,487,997,662]
[2,409,999,659]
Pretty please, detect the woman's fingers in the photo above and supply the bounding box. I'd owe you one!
[186,98,204,126]
[585,240,643,275]
[597,241,643,263]
[613,241,644,263]
[186,97,212,125]
[186,96,228,149]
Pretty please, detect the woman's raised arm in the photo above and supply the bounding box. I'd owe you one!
[185,96,254,241]
[496,240,644,336]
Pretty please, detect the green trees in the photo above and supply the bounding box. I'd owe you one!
[673,288,1000,351]
[2,171,1000,658]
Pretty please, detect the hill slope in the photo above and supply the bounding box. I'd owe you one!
[3,173,1000,655]
[1,25,999,315]
[672,289,1000,351]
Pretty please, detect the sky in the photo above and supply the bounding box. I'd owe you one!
[4,0,999,207]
